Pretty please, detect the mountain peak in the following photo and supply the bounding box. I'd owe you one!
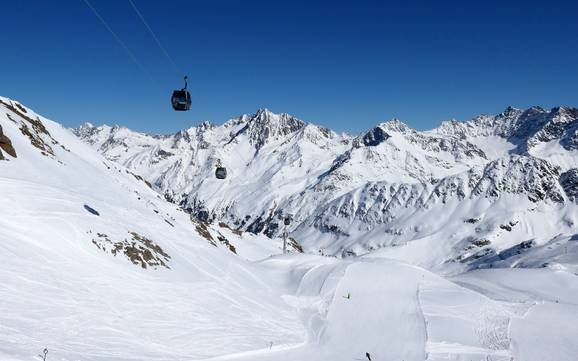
[251,108,297,125]
[551,106,578,117]
[359,126,391,147]
[501,106,521,117]
[73,122,99,138]
[232,109,307,149]
[252,108,280,123]
[255,107,273,116]
[379,118,411,133]
[523,105,547,115]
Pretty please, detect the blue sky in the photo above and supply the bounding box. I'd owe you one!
[1,0,577,134]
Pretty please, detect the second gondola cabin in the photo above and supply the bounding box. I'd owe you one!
[215,167,227,179]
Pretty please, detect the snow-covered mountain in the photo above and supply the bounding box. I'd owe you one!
[3,97,578,361]
[74,105,578,271]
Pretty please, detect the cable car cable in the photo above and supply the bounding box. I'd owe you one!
[125,0,192,111]
[82,0,153,81]
[127,0,191,112]
[127,0,181,74]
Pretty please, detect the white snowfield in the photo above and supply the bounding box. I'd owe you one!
[1,97,578,361]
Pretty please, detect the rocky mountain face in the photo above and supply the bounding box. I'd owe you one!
[0,124,17,159]
[74,105,578,269]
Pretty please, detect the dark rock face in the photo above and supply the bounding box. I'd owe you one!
[560,169,578,202]
[236,109,306,151]
[471,156,564,203]
[361,126,390,147]
[0,125,17,159]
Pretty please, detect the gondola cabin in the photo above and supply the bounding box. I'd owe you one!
[171,76,192,111]
[171,90,191,111]
[215,167,227,179]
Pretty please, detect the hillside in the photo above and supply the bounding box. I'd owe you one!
[0,97,303,360]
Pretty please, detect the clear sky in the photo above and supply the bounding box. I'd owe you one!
[1,0,577,134]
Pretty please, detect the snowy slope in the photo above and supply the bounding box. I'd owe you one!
[205,259,578,361]
[3,97,578,361]
[0,98,306,360]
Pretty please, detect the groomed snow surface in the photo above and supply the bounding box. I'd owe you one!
[1,98,578,360]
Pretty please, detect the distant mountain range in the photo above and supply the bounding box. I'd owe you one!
[74,105,578,271]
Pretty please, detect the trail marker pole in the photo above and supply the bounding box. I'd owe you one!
[282,216,291,254]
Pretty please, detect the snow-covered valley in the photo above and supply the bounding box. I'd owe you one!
[1,97,578,361]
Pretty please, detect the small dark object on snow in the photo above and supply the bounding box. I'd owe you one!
[365,352,371,361]
[284,216,291,226]
[84,204,100,216]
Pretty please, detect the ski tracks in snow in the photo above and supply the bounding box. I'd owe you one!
[417,275,538,361]
[474,301,515,352]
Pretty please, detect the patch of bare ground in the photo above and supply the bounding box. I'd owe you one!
[288,237,304,253]
[196,222,237,254]
[195,222,217,247]
[0,125,17,159]
[126,169,153,188]
[90,231,171,269]
[217,233,237,254]
[0,99,69,158]
[218,222,243,236]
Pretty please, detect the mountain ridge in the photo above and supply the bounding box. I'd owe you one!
[72,104,578,270]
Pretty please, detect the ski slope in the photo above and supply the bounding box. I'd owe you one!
[204,259,578,361]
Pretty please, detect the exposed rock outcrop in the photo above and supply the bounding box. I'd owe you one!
[0,125,17,159]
